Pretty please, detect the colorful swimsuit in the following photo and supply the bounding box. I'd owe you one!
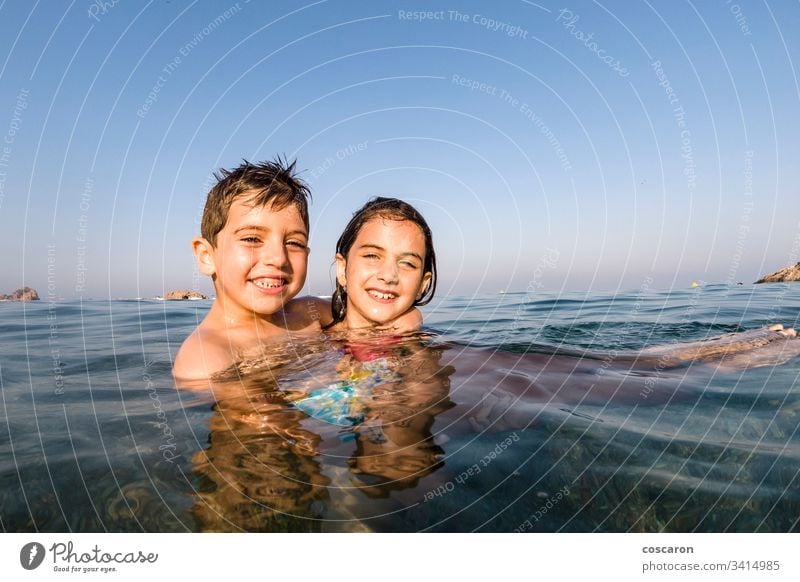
[293,357,397,428]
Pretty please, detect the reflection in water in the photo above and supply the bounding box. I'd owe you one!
[187,334,455,531]
[345,342,455,499]
[190,393,330,532]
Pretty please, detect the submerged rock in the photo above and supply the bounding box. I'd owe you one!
[158,289,208,300]
[0,287,40,301]
[755,263,800,284]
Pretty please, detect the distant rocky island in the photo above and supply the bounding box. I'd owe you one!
[0,287,40,301]
[755,263,800,284]
[157,290,208,300]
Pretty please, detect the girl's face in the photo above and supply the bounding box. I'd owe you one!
[336,217,432,329]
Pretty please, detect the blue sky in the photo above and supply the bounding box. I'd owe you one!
[1,0,798,299]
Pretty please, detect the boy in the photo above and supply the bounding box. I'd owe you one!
[172,158,331,381]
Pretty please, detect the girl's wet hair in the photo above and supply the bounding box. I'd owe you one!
[330,197,437,326]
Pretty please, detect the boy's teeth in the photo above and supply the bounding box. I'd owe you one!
[369,290,394,300]
[253,279,283,288]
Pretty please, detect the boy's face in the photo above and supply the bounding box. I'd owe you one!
[195,195,309,322]
[336,218,431,328]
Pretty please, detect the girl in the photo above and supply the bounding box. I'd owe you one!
[291,197,441,435]
[327,196,435,331]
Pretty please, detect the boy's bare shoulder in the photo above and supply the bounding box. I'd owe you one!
[173,325,236,383]
[173,297,332,382]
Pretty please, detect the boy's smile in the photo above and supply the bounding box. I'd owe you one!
[337,218,431,328]
[199,197,309,324]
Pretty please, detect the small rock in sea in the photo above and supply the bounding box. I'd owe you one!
[755,263,800,284]
[0,287,40,301]
[157,289,208,300]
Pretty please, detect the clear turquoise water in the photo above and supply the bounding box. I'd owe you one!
[1,284,799,532]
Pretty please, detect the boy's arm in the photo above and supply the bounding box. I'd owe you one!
[382,307,423,332]
[289,296,420,331]
[295,295,334,328]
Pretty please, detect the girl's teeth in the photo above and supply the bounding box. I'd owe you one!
[369,290,394,300]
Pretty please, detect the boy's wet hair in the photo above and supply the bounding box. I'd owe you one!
[201,157,311,246]
[330,197,437,325]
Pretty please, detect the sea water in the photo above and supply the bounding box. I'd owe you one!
[1,284,798,532]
